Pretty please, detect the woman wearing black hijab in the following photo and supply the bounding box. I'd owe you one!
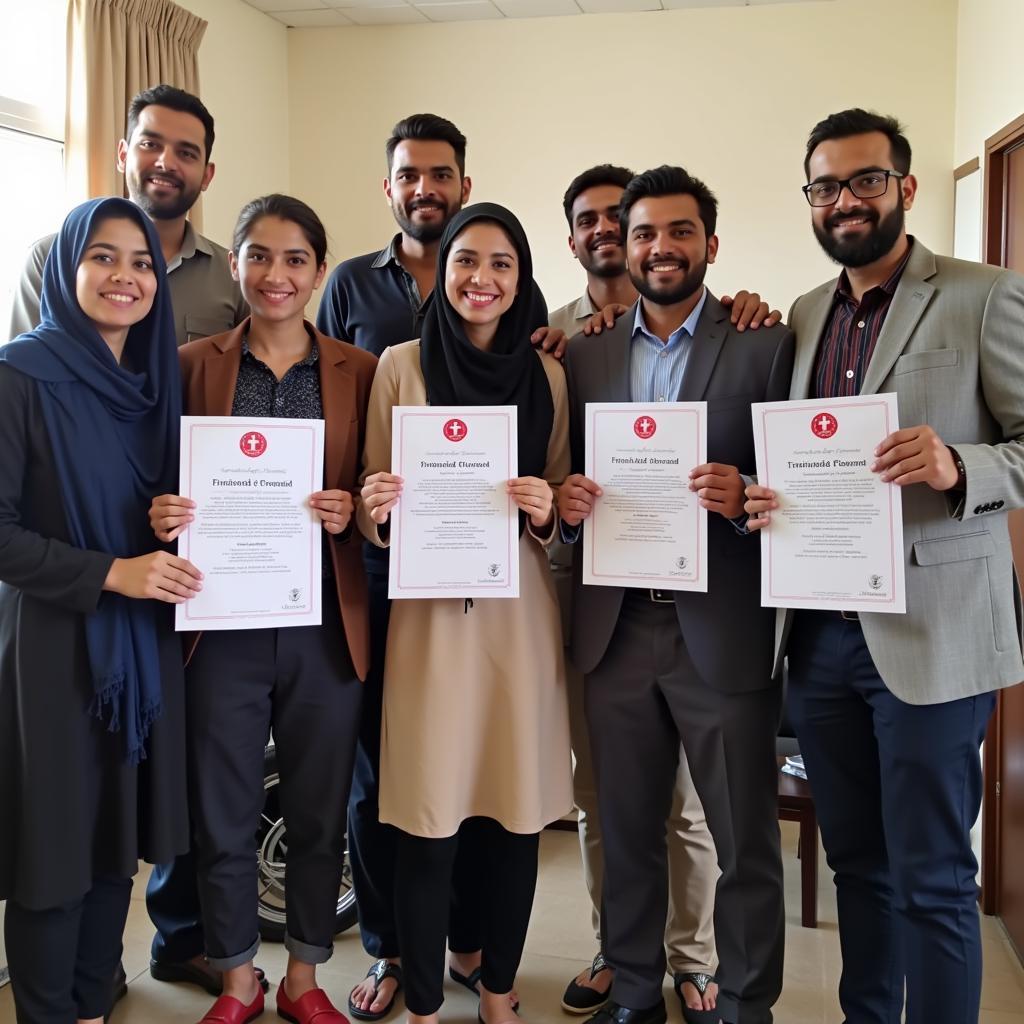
[358,204,573,1024]
[0,197,200,1023]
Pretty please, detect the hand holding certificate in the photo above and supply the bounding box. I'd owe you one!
[749,395,906,613]
[581,402,708,591]
[170,416,325,630]
[386,406,520,599]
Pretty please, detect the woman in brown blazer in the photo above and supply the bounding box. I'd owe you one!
[149,195,376,1024]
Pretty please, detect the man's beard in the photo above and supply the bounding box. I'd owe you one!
[128,173,201,221]
[393,197,459,244]
[629,254,708,306]
[813,203,904,268]
[580,240,626,279]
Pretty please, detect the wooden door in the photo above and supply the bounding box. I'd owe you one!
[981,124,1024,962]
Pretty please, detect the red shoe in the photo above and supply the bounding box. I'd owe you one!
[197,990,265,1024]
[277,983,350,1024]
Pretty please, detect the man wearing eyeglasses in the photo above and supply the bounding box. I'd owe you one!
[745,108,1024,1024]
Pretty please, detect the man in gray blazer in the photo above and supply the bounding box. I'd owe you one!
[745,108,1024,1024]
[558,166,794,1024]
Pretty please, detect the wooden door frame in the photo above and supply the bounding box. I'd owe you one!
[979,113,1024,915]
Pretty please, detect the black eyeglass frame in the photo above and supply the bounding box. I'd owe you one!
[801,169,906,207]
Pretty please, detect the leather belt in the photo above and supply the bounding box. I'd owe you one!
[627,588,675,604]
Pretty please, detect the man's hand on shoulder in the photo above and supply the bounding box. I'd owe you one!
[581,303,629,336]
[719,290,782,332]
[532,326,568,360]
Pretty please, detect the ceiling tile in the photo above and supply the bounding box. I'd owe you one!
[494,0,581,16]
[343,4,430,21]
[660,0,742,7]
[576,0,662,12]
[245,0,328,11]
[266,7,353,24]
[325,0,415,7]
[415,1,504,20]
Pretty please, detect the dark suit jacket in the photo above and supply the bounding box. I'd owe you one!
[178,320,377,680]
[564,294,794,692]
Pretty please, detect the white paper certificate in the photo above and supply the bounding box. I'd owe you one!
[175,416,324,631]
[389,406,519,599]
[583,402,708,591]
[752,395,905,613]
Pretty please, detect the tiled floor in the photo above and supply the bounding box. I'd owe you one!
[2,822,1023,1023]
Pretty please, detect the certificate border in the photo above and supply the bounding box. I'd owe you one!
[587,406,704,587]
[760,399,900,607]
[392,409,516,596]
[180,421,319,624]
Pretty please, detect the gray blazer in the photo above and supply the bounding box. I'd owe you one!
[782,239,1024,705]
[564,294,794,692]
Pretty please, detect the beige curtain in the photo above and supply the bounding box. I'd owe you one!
[65,0,207,226]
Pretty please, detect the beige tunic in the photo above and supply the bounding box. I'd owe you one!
[357,340,573,838]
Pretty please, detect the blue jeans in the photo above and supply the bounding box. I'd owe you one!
[146,850,205,964]
[787,611,994,1024]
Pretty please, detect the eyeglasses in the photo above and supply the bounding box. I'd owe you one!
[802,170,905,207]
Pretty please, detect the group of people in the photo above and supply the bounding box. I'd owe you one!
[0,83,1021,1024]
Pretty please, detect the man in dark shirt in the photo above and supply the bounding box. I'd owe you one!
[318,113,541,1020]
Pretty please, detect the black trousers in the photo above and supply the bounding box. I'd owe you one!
[586,595,784,1024]
[395,818,540,1015]
[187,583,362,969]
[788,612,994,1024]
[5,876,132,1024]
[348,563,483,959]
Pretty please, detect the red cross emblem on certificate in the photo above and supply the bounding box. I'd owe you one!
[810,412,838,439]
[443,418,468,442]
[240,431,268,458]
[633,415,657,440]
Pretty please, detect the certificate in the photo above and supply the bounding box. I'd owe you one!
[390,406,519,599]
[583,402,707,591]
[175,416,324,631]
[752,395,905,613]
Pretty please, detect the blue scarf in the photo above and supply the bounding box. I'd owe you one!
[0,198,181,764]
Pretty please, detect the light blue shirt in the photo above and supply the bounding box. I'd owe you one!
[629,287,708,403]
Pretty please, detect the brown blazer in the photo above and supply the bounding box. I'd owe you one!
[178,319,377,680]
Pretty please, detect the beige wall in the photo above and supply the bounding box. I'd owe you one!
[955,0,1024,168]
[180,0,290,249]
[954,0,1024,255]
[286,0,957,318]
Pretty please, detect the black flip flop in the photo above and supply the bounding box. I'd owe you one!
[349,959,404,1022]
[673,972,718,1024]
[450,965,521,1013]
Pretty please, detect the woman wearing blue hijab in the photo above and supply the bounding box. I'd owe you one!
[0,197,201,1023]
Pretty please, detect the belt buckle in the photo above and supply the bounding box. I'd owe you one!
[840,609,859,621]
[650,589,674,604]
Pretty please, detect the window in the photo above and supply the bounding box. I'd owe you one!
[0,0,67,338]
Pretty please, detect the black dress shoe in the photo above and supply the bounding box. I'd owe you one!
[585,999,667,1024]
[103,962,129,1022]
[149,958,271,996]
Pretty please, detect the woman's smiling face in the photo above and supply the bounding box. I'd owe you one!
[444,220,520,340]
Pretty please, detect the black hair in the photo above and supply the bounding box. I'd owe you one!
[804,108,912,179]
[232,194,328,266]
[385,113,467,177]
[126,84,215,162]
[562,164,635,227]
[618,165,718,238]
